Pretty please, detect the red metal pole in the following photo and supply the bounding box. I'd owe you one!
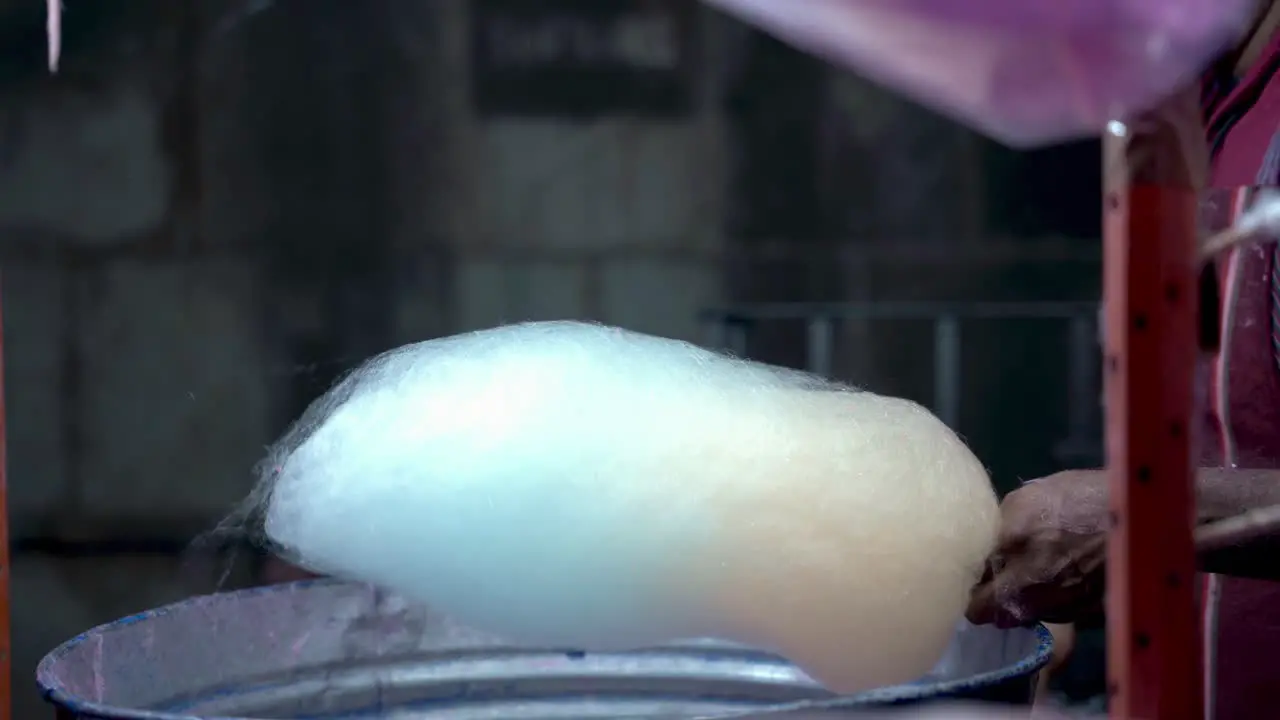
[1103,105,1204,719]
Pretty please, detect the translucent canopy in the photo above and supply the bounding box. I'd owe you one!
[705,0,1257,147]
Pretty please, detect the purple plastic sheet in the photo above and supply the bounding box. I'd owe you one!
[704,0,1257,147]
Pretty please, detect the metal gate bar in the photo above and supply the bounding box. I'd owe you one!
[701,301,1101,461]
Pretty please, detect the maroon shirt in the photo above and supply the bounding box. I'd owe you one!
[1200,28,1280,720]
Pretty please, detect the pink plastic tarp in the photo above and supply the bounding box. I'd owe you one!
[704,0,1258,147]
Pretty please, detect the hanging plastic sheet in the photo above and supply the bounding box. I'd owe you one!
[704,0,1258,147]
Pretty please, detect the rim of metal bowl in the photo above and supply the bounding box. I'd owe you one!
[36,580,1054,720]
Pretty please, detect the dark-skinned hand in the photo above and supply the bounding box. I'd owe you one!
[966,470,1109,628]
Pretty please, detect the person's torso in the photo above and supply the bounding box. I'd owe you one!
[1199,30,1280,718]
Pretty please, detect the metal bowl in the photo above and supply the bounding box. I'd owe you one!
[38,580,1051,719]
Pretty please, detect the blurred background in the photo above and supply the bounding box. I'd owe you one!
[0,0,1105,715]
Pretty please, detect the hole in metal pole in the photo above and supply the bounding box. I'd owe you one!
[1199,265,1222,352]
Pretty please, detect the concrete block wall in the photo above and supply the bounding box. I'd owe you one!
[72,260,269,517]
[5,261,67,540]
[420,1,733,346]
[451,252,722,343]
[0,3,733,511]
[461,121,725,253]
[0,88,171,245]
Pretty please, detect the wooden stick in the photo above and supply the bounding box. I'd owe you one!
[1201,225,1252,259]
[46,0,60,72]
[1199,185,1280,259]
[1195,504,1280,553]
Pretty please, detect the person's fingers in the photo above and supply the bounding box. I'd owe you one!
[965,577,999,624]
[1044,622,1077,673]
[992,605,1030,629]
[971,565,1050,628]
[967,573,1031,627]
[965,599,994,625]
[976,562,995,585]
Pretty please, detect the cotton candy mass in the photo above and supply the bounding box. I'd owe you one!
[248,321,1000,693]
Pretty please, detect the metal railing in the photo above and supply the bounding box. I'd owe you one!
[700,301,1102,466]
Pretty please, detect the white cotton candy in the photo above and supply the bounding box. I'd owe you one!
[251,320,999,694]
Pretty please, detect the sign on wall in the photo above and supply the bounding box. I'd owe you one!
[471,0,696,118]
